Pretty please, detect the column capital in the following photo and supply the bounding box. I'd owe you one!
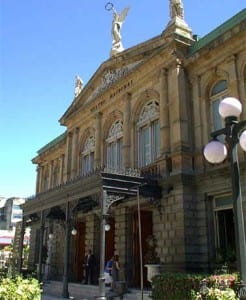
[160,68,168,77]
[94,111,103,119]
[123,92,132,101]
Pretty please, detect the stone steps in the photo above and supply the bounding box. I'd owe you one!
[42,281,152,300]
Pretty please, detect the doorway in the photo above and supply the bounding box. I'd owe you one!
[72,221,86,282]
[215,208,236,262]
[132,210,153,287]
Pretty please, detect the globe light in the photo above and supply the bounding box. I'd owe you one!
[48,233,54,240]
[71,228,77,235]
[219,97,242,119]
[105,224,111,231]
[239,130,246,152]
[203,140,227,164]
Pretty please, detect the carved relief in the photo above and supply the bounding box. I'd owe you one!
[82,136,95,153]
[108,120,123,138]
[86,61,143,104]
[138,100,160,124]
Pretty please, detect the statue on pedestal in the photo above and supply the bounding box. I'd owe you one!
[106,2,130,56]
[74,75,83,98]
[170,0,184,19]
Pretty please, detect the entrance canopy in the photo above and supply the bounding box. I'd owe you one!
[101,171,162,198]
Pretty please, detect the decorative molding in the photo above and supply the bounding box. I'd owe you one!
[86,61,143,104]
[138,100,160,126]
[82,136,95,153]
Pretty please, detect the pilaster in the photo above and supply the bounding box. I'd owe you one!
[191,75,204,171]
[64,132,73,181]
[159,68,170,156]
[168,59,193,174]
[95,112,102,169]
[114,207,129,281]
[71,127,80,178]
[123,93,131,169]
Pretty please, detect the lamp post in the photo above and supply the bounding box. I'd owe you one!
[203,97,246,299]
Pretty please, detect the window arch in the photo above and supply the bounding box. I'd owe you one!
[210,80,227,131]
[137,100,160,167]
[81,135,95,175]
[106,120,123,171]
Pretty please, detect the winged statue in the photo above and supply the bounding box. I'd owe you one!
[110,5,130,56]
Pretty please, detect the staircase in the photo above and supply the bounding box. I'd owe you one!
[42,281,152,300]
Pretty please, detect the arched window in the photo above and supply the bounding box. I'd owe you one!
[106,120,123,171]
[137,100,160,167]
[81,136,95,175]
[210,80,227,131]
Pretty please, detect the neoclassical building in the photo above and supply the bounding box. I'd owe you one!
[20,1,246,292]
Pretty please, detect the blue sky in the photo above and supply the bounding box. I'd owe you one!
[0,1,245,199]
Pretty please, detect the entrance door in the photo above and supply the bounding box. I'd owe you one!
[73,221,86,282]
[132,210,152,287]
[215,208,236,262]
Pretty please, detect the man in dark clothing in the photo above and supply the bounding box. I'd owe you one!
[84,249,96,284]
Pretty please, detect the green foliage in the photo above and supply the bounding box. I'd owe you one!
[0,267,7,279]
[0,275,42,300]
[191,273,239,300]
[152,273,204,300]
[191,287,238,300]
[152,272,239,300]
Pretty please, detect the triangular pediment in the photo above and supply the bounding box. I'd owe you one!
[59,34,169,125]
[59,59,146,125]
[59,31,184,125]
[84,60,144,105]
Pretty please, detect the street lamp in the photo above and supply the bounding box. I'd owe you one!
[203,97,246,299]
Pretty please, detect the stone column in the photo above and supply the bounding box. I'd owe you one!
[114,207,128,281]
[36,166,42,194]
[48,161,53,189]
[62,201,71,298]
[227,55,240,99]
[38,210,45,281]
[59,154,65,184]
[71,127,80,178]
[168,59,191,173]
[191,75,204,170]
[240,77,246,120]
[64,132,73,181]
[200,78,208,145]
[95,112,102,169]
[123,93,131,169]
[159,68,170,156]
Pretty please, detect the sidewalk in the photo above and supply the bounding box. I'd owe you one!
[41,294,80,300]
[41,293,93,300]
[41,295,68,300]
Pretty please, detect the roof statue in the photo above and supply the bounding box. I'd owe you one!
[165,0,192,40]
[74,75,83,98]
[106,2,130,57]
[170,0,184,19]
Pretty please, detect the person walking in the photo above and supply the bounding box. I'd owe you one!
[84,249,96,284]
[111,255,120,291]
[104,257,113,287]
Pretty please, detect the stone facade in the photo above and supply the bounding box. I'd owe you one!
[21,6,246,289]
